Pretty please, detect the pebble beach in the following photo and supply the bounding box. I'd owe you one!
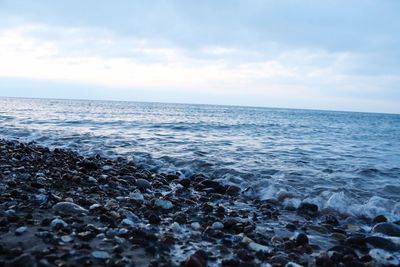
[1,139,400,267]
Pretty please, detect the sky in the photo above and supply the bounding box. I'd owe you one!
[0,0,399,113]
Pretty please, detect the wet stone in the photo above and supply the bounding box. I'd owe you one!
[372,215,388,224]
[295,233,309,246]
[15,226,27,235]
[372,222,400,237]
[365,236,398,251]
[181,250,208,267]
[92,250,111,260]
[154,199,173,209]
[135,178,152,189]
[53,202,88,215]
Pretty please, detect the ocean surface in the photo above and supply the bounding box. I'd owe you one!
[1,97,400,220]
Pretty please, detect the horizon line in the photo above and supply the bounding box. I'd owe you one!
[1,95,399,116]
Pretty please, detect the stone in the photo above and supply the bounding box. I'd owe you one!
[295,233,309,246]
[365,236,398,251]
[249,242,272,253]
[191,222,201,230]
[135,178,151,189]
[61,235,73,242]
[225,185,241,196]
[211,221,224,230]
[53,202,88,215]
[87,176,97,183]
[50,218,68,229]
[181,250,207,267]
[15,226,27,235]
[121,218,135,227]
[372,215,387,224]
[372,222,400,237]
[129,192,144,202]
[297,202,319,217]
[154,199,173,209]
[92,250,111,260]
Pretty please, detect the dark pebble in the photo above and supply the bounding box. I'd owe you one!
[181,250,208,267]
[372,215,387,224]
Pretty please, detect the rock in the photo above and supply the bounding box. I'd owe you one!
[78,160,98,170]
[249,242,272,252]
[92,250,111,260]
[35,193,48,202]
[50,218,68,229]
[295,233,309,246]
[328,245,357,257]
[87,176,97,183]
[270,255,289,266]
[15,226,27,235]
[324,215,339,226]
[148,213,161,224]
[121,218,135,227]
[345,235,367,247]
[211,221,224,230]
[89,203,102,210]
[191,222,201,230]
[372,222,400,237]
[297,202,319,217]
[101,165,113,171]
[53,202,88,215]
[61,235,73,242]
[129,192,144,202]
[135,178,151,189]
[154,199,173,209]
[316,252,334,267]
[181,250,208,267]
[372,215,387,224]
[365,236,398,251]
[225,185,241,196]
[286,262,303,267]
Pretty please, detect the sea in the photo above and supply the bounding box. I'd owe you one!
[1,97,399,220]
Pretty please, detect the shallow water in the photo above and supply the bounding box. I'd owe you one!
[1,97,399,219]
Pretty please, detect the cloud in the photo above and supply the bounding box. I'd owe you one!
[0,1,399,113]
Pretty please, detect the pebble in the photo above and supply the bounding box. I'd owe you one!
[372,222,400,237]
[50,218,68,229]
[365,236,398,251]
[135,178,152,189]
[295,233,309,246]
[121,218,135,227]
[297,202,319,217]
[181,250,208,267]
[92,250,111,260]
[101,165,113,171]
[191,222,201,230]
[87,176,97,183]
[249,242,272,253]
[35,193,48,202]
[53,201,88,215]
[211,221,224,230]
[15,226,27,235]
[154,199,174,209]
[129,192,144,202]
[61,235,73,242]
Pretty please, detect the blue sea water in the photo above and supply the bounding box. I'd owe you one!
[1,97,399,219]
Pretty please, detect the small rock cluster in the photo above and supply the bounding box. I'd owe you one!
[0,139,399,266]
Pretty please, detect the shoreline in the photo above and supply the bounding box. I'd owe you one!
[0,139,399,266]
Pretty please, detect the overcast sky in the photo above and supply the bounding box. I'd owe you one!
[0,0,399,113]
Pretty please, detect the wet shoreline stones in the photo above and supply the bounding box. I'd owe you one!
[0,139,399,266]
